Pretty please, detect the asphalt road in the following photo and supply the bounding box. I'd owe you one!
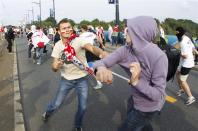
[16,37,198,131]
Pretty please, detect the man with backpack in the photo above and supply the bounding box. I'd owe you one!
[175,27,198,105]
[157,36,181,82]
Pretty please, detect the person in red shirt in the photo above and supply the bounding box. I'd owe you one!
[112,24,119,46]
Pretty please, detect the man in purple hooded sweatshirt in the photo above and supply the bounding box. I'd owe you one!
[94,16,168,131]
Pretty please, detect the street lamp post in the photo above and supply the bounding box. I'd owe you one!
[32,0,41,26]
[28,8,34,24]
[115,0,120,27]
[109,0,120,28]
[52,0,55,20]
[27,12,30,24]
[24,14,28,24]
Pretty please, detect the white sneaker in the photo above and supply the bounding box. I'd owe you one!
[185,97,196,106]
[176,89,185,96]
[93,80,103,90]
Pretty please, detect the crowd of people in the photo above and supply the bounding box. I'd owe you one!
[24,16,197,131]
[1,16,198,131]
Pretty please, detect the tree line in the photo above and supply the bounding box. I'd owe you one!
[32,17,198,37]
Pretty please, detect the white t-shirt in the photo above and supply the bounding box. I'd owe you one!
[108,26,113,36]
[51,38,89,80]
[179,35,195,68]
[48,28,54,35]
[79,32,96,45]
[31,30,50,47]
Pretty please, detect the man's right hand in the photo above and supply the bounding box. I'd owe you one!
[96,67,113,84]
[52,58,64,72]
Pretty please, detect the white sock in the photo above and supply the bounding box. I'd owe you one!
[189,96,195,100]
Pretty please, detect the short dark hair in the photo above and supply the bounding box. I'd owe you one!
[176,27,185,34]
[36,26,41,30]
[80,24,88,31]
[57,18,70,30]
[55,27,59,31]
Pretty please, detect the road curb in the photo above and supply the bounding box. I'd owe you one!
[14,41,25,131]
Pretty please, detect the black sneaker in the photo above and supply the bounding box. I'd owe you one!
[75,127,83,131]
[42,111,51,122]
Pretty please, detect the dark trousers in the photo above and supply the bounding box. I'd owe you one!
[43,45,48,53]
[118,96,159,131]
[7,39,13,52]
[112,36,118,46]
[195,48,198,64]
[28,43,34,58]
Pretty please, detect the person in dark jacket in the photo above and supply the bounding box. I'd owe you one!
[53,27,60,46]
[6,27,15,53]
[26,28,34,58]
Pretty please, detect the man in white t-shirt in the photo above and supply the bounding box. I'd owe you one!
[176,27,198,105]
[108,24,113,44]
[79,24,105,89]
[31,26,50,64]
[48,26,54,41]
[42,19,107,131]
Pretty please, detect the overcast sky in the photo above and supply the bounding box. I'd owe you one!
[0,0,198,25]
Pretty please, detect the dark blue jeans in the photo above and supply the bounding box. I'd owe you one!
[28,43,33,58]
[118,96,159,131]
[46,76,88,128]
[112,36,118,46]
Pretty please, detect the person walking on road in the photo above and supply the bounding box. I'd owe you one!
[26,25,36,58]
[53,27,60,46]
[48,26,54,41]
[31,26,50,65]
[94,16,168,131]
[6,26,15,53]
[42,19,107,131]
[175,27,198,105]
[79,24,104,89]
[111,24,119,46]
[108,24,113,45]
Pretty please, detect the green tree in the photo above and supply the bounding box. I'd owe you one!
[79,20,90,26]
[43,17,57,27]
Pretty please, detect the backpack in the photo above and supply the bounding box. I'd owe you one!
[158,37,180,81]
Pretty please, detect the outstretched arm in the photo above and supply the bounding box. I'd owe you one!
[83,43,108,58]
[94,46,127,84]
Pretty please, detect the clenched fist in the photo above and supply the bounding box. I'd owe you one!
[96,67,113,84]
[129,62,141,86]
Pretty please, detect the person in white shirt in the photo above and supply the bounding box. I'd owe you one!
[48,26,54,41]
[108,24,113,44]
[79,24,104,89]
[31,26,50,64]
[159,26,165,39]
[42,19,107,131]
[176,27,198,105]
